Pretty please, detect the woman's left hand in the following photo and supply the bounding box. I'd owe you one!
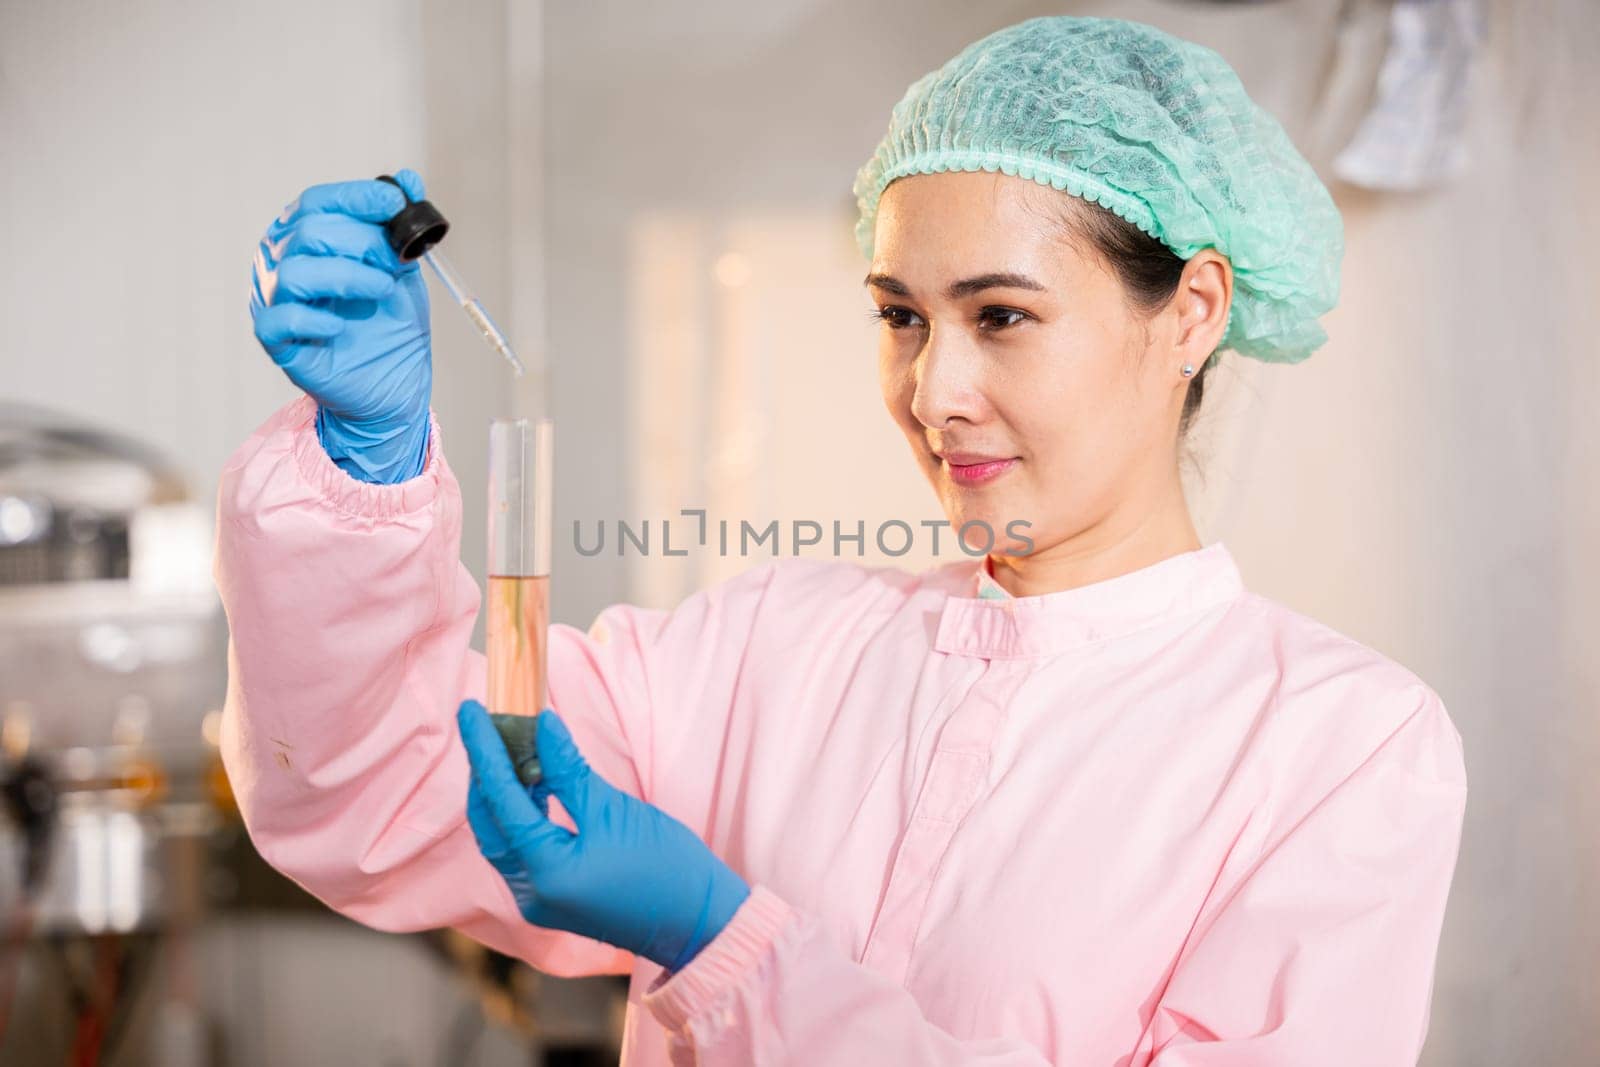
[457,700,751,973]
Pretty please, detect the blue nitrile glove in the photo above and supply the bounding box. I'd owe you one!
[249,171,433,484]
[457,700,752,973]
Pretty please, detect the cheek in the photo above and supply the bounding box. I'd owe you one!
[1000,337,1131,482]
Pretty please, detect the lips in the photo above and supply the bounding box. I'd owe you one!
[937,451,1011,466]
[937,452,1018,487]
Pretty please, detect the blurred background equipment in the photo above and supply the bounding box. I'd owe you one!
[0,405,624,1064]
[0,402,224,1064]
[0,402,217,931]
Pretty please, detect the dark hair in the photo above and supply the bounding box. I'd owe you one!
[1056,201,1218,441]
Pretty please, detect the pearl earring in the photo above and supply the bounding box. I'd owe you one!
[1180,363,1195,378]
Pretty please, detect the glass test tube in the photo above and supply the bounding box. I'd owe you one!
[487,418,553,728]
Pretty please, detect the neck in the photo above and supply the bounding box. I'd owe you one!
[986,471,1201,598]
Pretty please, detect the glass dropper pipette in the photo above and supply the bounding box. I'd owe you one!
[419,250,524,376]
[375,174,524,377]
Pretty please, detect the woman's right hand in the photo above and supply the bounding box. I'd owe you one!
[249,171,434,484]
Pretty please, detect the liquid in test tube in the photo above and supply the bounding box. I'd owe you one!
[486,417,553,785]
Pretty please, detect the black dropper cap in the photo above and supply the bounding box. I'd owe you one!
[375,174,449,261]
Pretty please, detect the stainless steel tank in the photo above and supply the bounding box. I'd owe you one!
[0,402,224,934]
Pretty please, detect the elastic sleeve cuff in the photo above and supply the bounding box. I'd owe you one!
[641,884,797,1033]
[286,395,446,519]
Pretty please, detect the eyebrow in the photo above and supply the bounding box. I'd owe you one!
[864,271,1046,300]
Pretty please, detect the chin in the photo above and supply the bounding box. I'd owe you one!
[965,496,1046,553]
[936,499,997,548]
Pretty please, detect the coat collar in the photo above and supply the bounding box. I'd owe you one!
[934,541,1245,659]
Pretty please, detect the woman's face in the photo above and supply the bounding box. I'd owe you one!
[868,170,1223,563]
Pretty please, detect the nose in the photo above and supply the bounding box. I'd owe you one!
[908,327,984,430]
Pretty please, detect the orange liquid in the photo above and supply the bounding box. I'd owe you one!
[487,575,549,717]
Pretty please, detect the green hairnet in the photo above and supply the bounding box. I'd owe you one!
[852,16,1344,364]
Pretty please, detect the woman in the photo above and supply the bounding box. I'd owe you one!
[224,16,1467,1066]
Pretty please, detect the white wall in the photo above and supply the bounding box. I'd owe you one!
[0,0,525,633]
[2,0,422,493]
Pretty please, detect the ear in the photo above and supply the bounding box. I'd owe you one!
[1173,250,1233,367]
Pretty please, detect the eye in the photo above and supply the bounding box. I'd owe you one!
[977,306,1029,331]
[869,306,925,330]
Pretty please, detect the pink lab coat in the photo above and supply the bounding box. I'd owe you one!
[215,397,1468,1066]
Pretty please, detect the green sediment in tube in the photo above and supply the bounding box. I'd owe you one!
[490,711,543,787]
